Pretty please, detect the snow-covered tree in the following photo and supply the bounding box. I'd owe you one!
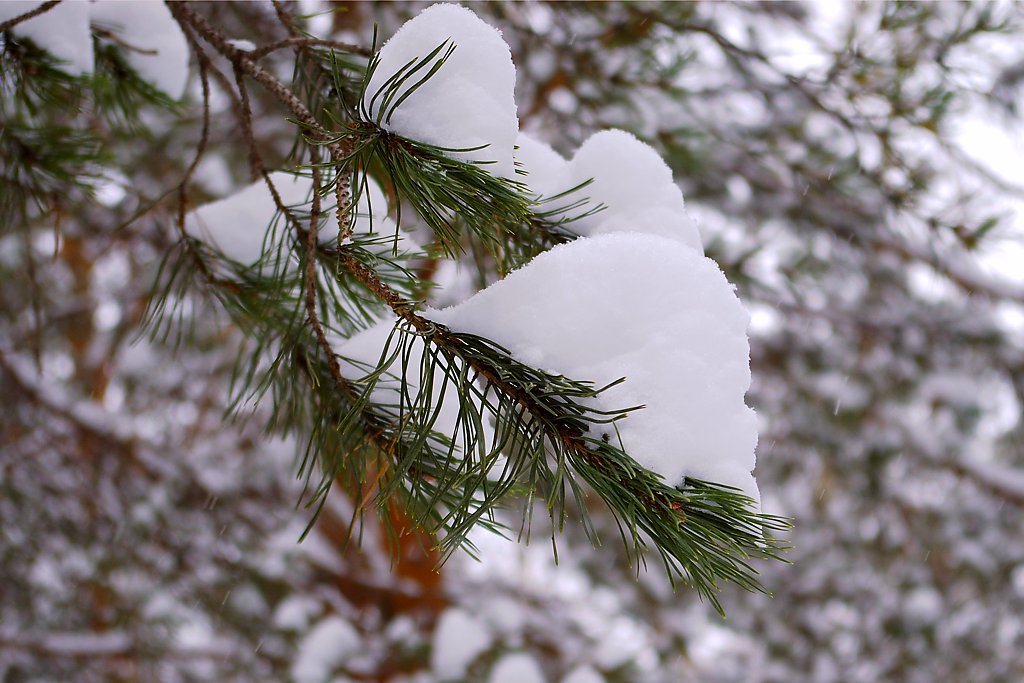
[3,2,1023,682]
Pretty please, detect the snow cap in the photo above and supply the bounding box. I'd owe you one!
[514,129,703,251]
[185,172,405,269]
[0,1,189,97]
[430,232,759,503]
[515,132,572,201]
[0,1,94,75]
[363,4,519,179]
[90,1,190,99]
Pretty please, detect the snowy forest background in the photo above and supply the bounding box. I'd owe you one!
[3,2,1024,682]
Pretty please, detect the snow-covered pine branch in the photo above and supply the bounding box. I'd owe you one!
[149,2,788,609]
[4,0,786,619]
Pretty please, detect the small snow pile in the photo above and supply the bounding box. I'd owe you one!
[514,130,703,251]
[514,133,572,203]
[0,1,94,75]
[185,172,404,267]
[431,608,493,680]
[430,233,759,502]
[362,4,519,178]
[291,615,360,683]
[90,1,190,99]
[488,653,547,683]
[0,1,189,97]
[185,172,320,266]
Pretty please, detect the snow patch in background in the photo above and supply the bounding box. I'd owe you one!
[488,652,547,683]
[362,3,519,178]
[297,0,334,38]
[562,666,604,683]
[431,608,493,680]
[291,616,360,683]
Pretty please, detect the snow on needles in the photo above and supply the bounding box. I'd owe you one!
[430,233,760,503]
[515,130,704,252]
[362,3,519,179]
[184,171,406,268]
[90,1,190,99]
[0,1,189,98]
[185,173,321,267]
[0,1,94,76]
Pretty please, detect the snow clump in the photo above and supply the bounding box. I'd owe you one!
[362,3,519,178]
[514,133,573,203]
[515,130,703,251]
[333,318,495,459]
[430,233,759,503]
[185,172,323,267]
[90,1,190,99]
[0,1,189,97]
[0,1,94,75]
[185,172,407,268]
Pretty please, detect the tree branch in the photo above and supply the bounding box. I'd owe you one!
[0,0,61,33]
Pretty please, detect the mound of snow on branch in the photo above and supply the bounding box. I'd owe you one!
[430,233,759,502]
[363,3,519,179]
[514,133,573,202]
[0,1,188,96]
[334,318,496,461]
[515,130,703,251]
[185,172,406,267]
[91,1,190,99]
[0,1,94,75]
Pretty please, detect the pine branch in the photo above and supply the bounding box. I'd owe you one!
[165,0,788,609]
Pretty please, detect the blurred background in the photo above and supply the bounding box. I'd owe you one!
[2,2,1024,681]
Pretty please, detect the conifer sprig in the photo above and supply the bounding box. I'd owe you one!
[154,1,792,612]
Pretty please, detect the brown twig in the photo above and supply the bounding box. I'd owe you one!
[304,146,348,391]
[0,0,61,33]
[232,62,264,179]
[250,36,372,61]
